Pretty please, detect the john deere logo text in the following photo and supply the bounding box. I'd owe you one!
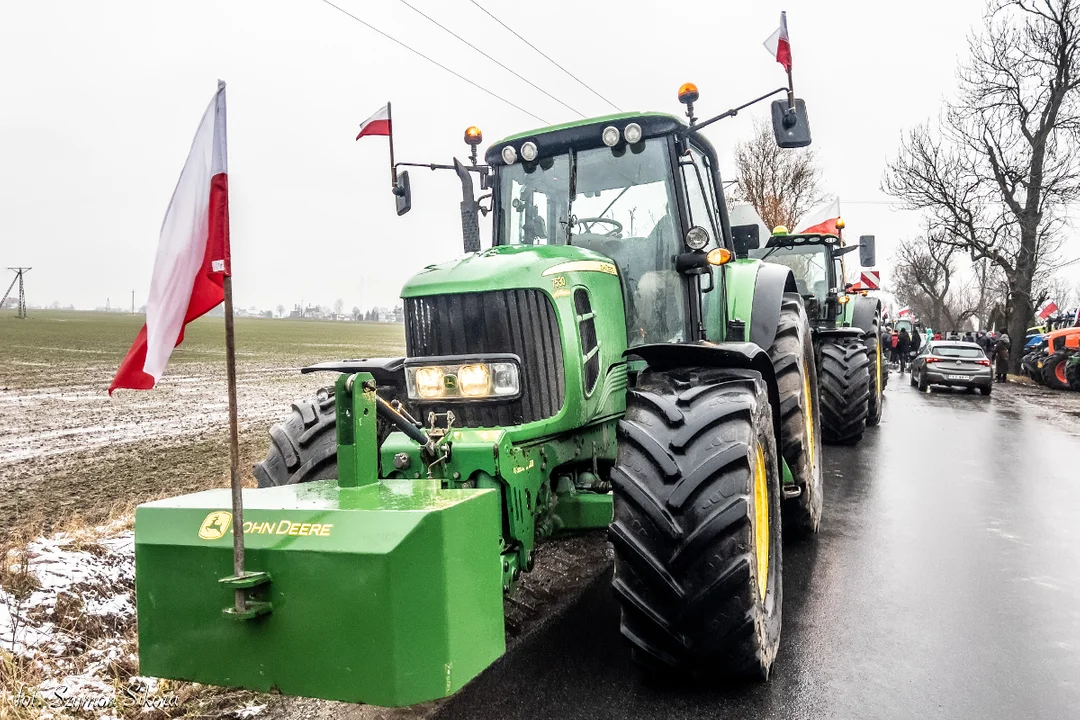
[198,511,232,540]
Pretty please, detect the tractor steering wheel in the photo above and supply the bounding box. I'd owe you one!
[574,217,624,237]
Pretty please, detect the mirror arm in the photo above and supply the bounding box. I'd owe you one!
[689,87,788,133]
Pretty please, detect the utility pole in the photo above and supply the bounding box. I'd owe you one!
[132,289,135,314]
[2,268,31,319]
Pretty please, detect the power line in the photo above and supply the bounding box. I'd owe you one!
[466,0,622,113]
[395,0,584,119]
[316,0,548,124]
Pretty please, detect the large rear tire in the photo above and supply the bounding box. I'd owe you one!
[767,294,823,538]
[817,339,871,445]
[610,367,783,680]
[1042,352,1071,390]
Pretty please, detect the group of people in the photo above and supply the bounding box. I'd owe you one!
[882,325,1012,382]
[883,326,919,372]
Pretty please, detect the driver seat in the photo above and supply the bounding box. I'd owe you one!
[795,279,810,296]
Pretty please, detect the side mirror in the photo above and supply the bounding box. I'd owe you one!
[771,98,812,149]
[394,171,412,216]
[858,235,876,267]
[731,224,760,259]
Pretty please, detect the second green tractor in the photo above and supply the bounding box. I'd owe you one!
[749,227,884,444]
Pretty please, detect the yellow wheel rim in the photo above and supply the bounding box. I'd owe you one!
[753,444,769,600]
[875,340,882,396]
[803,369,815,469]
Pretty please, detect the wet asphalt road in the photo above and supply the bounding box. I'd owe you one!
[437,378,1080,720]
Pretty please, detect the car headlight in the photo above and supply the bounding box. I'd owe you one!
[406,360,520,400]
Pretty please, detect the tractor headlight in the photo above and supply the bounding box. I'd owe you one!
[412,366,446,399]
[623,122,643,144]
[501,145,518,164]
[685,225,710,250]
[457,363,491,397]
[520,141,538,162]
[405,359,521,400]
[602,126,620,147]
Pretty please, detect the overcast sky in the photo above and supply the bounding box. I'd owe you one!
[2,0,1077,313]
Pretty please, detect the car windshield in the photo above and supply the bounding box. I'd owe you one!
[496,137,686,347]
[933,345,984,358]
[748,244,830,301]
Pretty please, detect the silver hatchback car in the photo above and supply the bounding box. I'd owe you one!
[910,341,994,395]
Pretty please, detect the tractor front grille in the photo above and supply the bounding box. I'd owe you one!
[404,289,565,427]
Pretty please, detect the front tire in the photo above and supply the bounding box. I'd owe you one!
[610,367,783,680]
[254,390,339,487]
[1066,358,1080,391]
[917,370,929,392]
[1042,352,1070,390]
[817,339,871,445]
[864,313,884,426]
[767,295,823,538]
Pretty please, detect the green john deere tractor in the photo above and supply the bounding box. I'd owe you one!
[747,226,884,444]
[134,85,823,706]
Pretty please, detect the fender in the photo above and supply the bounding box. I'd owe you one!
[749,262,799,349]
[849,294,881,336]
[815,327,863,341]
[627,342,783,471]
[301,357,405,386]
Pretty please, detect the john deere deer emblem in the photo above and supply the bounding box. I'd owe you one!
[198,511,232,540]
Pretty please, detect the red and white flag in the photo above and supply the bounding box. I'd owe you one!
[1038,299,1058,320]
[110,82,230,395]
[763,11,792,73]
[797,198,842,235]
[898,307,912,318]
[356,103,391,140]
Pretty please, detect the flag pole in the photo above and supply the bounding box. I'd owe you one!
[223,272,246,613]
[387,101,398,191]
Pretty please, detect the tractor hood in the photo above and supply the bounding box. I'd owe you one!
[400,244,617,298]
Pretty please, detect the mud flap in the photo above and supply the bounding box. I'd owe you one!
[135,478,504,707]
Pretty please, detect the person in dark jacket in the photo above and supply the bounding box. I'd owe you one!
[897,328,911,372]
[994,332,1011,382]
[910,329,922,356]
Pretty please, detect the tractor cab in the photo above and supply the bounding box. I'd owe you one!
[485,111,726,348]
[750,229,847,325]
[748,225,877,330]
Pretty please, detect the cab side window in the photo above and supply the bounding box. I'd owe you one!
[679,147,719,243]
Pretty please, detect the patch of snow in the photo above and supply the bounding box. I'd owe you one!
[237,704,268,718]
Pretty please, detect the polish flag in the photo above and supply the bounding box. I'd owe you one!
[110,82,230,395]
[797,198,842,235]
[1038,300,1058,320]
[898,307,912,318]
[763,11,792,73]
[356,104,391,140]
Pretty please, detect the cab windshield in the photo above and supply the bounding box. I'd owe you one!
[749,244,831,301]
[496,137,685,346]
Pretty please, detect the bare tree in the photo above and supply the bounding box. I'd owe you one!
[732,119,826,230]
[334,298,345,317]
[884,0,1080,367]
[891,227,995,331]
